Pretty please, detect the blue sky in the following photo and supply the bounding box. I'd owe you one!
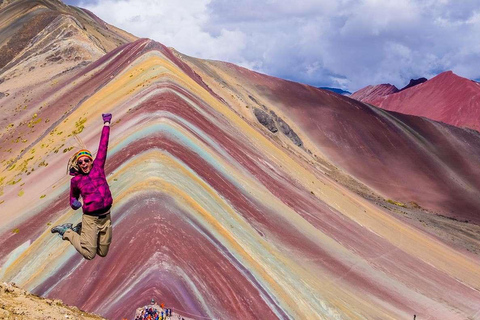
[64,0,480,92]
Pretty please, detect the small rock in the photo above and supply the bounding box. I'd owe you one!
[253,107,278,133]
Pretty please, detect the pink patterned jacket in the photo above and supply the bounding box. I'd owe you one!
[70,125,113,215]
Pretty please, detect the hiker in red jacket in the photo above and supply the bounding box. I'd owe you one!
[51,113,113,260]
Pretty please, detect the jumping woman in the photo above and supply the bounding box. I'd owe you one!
[51,113,113,260]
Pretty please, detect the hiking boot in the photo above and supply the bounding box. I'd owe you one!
[51,223,73,237]
[72,222,82,234]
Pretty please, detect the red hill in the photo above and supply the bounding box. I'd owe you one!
[352,71,480,131]
[350,83,398,102]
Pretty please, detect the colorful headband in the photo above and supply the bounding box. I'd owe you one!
[75,149,93,162]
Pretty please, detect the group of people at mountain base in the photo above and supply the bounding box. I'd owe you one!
[132,304,173,320]
[124,300,174,320]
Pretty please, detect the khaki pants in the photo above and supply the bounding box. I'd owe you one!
[63,213,112,260]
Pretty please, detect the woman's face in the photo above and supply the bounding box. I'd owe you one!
[77,156,93,174]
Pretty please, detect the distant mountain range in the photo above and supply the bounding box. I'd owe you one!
[351,71,480,131]
[319,87,351,95]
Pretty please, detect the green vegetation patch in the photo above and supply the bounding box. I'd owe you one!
[38,160,48,167]
[27,114,42,128]
[18,156,34,172]
[72,117,87,135]
[386,199,407,207]
[53,144,65,154]
[408,201,421,209]
[7,178,21,185]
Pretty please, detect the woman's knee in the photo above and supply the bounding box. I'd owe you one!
[83,251,96,260]
[97,246,109,257]
[81,247,97,260]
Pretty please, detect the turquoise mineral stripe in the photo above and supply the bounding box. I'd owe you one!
[109,119,250,189]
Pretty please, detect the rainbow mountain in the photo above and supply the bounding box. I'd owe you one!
[0,1,479,319]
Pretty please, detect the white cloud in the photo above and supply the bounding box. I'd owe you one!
[77,0,247,61]
[340,0,420,36]
[70,0,480,91]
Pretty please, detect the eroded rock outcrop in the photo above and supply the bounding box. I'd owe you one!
[253,107,303,146]
[253,107,278,132]
[399,77,427,91]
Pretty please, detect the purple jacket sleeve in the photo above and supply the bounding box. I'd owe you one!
[95,125,110,169]
[70,179,80,208]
